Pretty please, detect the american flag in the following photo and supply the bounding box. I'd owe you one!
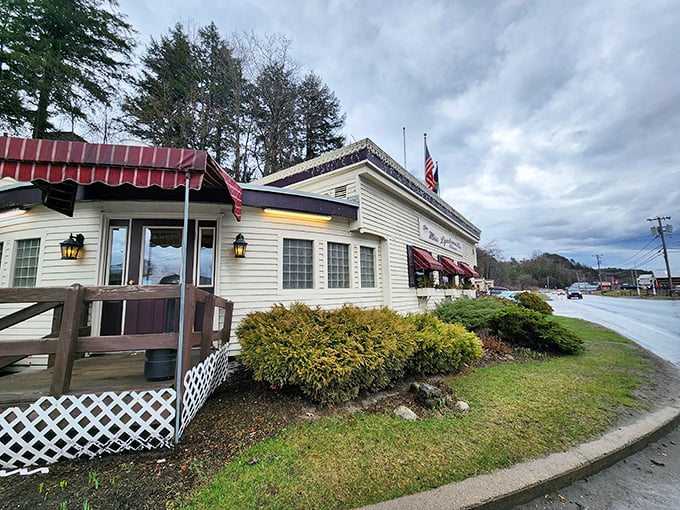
[424,141,436,191]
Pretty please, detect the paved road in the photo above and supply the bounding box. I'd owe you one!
[549,294,680,366]
[513,294,680,509]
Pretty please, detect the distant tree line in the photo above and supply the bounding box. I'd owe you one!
[476,247,638,290]
[0,1,346,182]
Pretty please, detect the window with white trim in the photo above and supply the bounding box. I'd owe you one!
[198,227,215,286]
[327,242,350,288]
[283,239,314,289]
[360,246,375,288]
[13,238,40,287]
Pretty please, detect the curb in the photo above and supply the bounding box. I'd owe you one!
[359,406,680,510]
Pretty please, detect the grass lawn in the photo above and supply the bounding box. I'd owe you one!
[182,317,655,510]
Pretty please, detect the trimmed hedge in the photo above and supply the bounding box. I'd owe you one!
[488,307,584,354]
[237,303,416,406]
[515,292,553,315]
[407,313,483,375]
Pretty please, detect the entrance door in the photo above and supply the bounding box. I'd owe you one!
[124,220,193,335]
[101,219,216,335]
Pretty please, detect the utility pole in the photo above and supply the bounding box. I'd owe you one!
[647,216,674,296]
[594,254,603,288]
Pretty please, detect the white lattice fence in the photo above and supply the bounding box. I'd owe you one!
[179,344,233,438]
[0,389,175,472]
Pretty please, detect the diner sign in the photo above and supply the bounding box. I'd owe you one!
[419,219,463,255]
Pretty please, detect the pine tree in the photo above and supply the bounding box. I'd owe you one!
[252,62,299,175]
[296,72,345,161]
[123,23,199,148]
[0,0,135,138]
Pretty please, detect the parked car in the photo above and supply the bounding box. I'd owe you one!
[619,283,636,290]
[566,287,583,299]
[488,286,509,295]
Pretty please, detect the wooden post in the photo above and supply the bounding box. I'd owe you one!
[200,293,215,361]
[221,300,234,348]
[47,303,63,368]
[50,284,85,397]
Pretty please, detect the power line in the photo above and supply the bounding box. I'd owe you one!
[616,239,660,267]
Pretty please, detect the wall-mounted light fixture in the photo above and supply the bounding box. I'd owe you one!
[60,233,85,260]
[233,233,247,258]
[263,208,332,222]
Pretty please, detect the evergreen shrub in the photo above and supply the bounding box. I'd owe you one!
[515,292,553,315]
[237,303,416,406]
[488,307,584,354]
[434,296,514,331]
[407,313,483,375]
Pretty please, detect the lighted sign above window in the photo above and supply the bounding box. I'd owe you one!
[419,219,463,255]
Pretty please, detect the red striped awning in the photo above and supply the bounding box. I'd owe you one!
[459,262,480,278]
[0,136,242,220]
[412,247,444,271]
[440,255,466,276]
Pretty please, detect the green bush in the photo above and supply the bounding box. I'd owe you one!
[237,303,416,406]
[488,307,584,354]
[434,296,515,331]
[515,292,553,315]
[407,314,483,375]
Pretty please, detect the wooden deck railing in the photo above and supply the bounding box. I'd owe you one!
[0,284,233,397]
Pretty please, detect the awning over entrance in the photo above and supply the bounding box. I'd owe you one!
[412,247,445,271]
[0,136,242,219]
[459,262,480,278]
[440,255,466,276]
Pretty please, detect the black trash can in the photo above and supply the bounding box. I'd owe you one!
[144,274,179,381]
[144,348,177,381]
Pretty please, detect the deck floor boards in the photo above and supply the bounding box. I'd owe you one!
[0,351,194,409]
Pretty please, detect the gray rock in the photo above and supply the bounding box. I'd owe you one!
[455,400,470,413]
[394,405,418,420]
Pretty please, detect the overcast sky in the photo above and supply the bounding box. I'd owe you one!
[117,0,679,273]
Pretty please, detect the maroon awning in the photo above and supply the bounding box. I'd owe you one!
[0,136,242,220]
[440,255,466,276]
[412,247,444,271]
[459,262,480,278]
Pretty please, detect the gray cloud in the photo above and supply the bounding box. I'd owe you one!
[119,0,680,270]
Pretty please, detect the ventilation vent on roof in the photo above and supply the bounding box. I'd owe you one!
[334,185,347,199]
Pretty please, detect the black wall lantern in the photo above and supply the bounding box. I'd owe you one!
[60,233,85,260]
[233,233,247,258]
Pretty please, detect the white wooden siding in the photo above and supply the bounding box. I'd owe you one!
[283,164,479,315]
[283,168,359,200]
[0,204,102,341]
[216,206,384,347]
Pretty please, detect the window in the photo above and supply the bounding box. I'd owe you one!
[360,246,375,288]
[13,238,40,287]
[283,239,313,289]
[142,228,182,285]
[198,227,215,286]
[107,226,128,285]
[327,242,350,288]
[0,241,3,271]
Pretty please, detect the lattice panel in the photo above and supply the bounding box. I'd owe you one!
[179,344,233,438]
[0,389,175,471]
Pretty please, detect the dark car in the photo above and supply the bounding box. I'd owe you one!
[566,287,583,299]
[619,283,636,290]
